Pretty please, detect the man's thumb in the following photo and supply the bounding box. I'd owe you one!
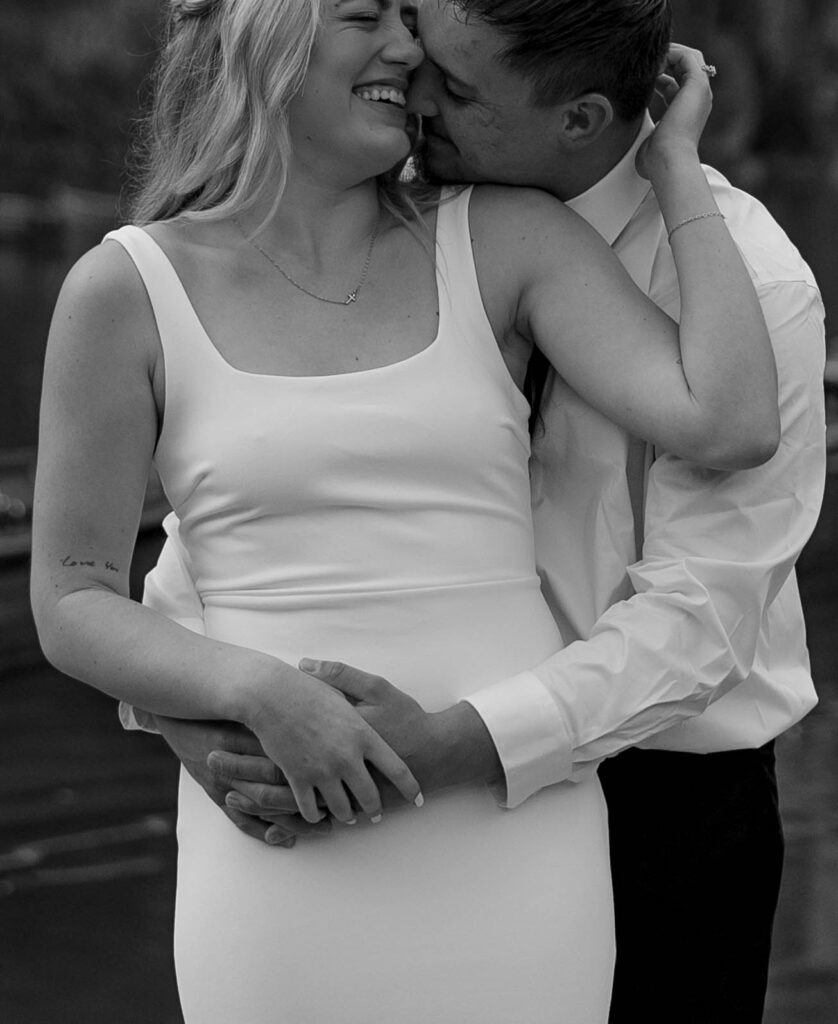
[298,659,383,703]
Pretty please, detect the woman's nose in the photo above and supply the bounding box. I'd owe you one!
[406,60,441,117]
[383,25,425,72]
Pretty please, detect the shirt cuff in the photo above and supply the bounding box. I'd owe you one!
[464,671,573,808]
[118,701,160,734]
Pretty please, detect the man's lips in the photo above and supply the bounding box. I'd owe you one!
[422,126,453,147]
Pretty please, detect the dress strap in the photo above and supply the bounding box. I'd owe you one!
[102,225,210,381]
[435,187,530,416]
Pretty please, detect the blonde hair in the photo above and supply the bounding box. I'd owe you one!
[130,0,433,230]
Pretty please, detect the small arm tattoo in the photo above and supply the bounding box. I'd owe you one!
[61,555,119,572]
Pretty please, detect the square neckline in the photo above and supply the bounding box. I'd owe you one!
[130,208,445,383]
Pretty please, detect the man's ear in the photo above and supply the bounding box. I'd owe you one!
[557,93,614,149]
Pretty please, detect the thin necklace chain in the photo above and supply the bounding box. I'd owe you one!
[234,215,380,306]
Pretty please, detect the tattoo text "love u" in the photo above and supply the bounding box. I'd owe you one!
[61,556,119,572]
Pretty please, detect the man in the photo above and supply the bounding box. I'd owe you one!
[127,2,826,1020]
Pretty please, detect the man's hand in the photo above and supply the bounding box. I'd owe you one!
[298,659,502,796]
[203,661,503,835]
[150,714,329,847]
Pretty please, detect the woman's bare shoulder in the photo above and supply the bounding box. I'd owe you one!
[467,184,610,310]
[469,183,585,232]
[51,237,159,369]
[468,184,604,266]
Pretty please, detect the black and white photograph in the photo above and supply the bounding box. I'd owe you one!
[1,1,836,1021]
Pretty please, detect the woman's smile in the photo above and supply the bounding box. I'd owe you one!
[352,83,408,108]
[287,0,422,180]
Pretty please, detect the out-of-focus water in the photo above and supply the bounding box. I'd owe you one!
[1,219,115,451]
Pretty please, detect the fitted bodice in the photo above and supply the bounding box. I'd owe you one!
[106,189,538,605]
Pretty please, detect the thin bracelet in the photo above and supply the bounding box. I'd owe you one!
[667,210,725,242]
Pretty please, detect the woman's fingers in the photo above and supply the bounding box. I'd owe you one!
[654,73,680,108]
[661,44,714,114]
[287,780,326,824]
[317,780,357,825]
[365,733,424,808]
[342,764,386,821]
[664,42,710,82]
[637,43,714,181]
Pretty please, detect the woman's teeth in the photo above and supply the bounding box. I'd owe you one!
[354,87,406,107]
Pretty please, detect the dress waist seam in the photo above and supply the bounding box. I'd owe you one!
[201,574,541,604]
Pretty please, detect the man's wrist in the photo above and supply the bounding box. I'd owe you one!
[430,702,503,790]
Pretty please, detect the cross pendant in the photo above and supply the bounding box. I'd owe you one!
[344,292,357,304]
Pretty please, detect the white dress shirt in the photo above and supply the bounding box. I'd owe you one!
[465,119,827,807]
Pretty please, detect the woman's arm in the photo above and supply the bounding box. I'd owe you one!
[30,243,420,823]
[477,46,779,470]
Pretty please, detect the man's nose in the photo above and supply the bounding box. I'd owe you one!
[407,60,441,117]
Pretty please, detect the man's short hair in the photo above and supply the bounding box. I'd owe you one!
[452,0,672,120]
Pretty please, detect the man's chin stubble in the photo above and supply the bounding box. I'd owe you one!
[410,138,471,186]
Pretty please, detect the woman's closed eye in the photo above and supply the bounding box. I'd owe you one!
[347,10,381,25]
[343,5,418,36]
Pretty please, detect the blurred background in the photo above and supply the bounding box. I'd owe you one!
[1,0,836,1020]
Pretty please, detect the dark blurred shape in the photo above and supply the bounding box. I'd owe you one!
[0,0,160,199]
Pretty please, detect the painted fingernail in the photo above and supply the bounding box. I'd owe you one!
[371,814,383,824]
[414,793,424,808]
[345,818,357,826]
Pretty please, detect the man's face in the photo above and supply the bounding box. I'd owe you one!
[409,0,563,188]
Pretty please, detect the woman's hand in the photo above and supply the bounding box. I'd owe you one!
[240,661,423,825]
[636,43,715,181]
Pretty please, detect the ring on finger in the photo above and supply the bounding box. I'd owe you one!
[701,63,717,78]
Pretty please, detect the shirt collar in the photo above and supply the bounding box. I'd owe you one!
[566,113,655,244]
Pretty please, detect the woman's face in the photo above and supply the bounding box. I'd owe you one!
[288,0,423,185]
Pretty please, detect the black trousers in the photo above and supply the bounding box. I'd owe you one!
[598,743,784,1024]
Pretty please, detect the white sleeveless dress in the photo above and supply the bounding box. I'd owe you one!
[106,189,614,1024]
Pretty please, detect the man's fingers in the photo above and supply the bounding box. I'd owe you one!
[263,816,333,846]
[222,727,269,757]
[208,750,286,786]
[262,813,332,836]
[227,780,300,813]
[298,658,388,704]
[223,805,272,843]
[366,734,424,808]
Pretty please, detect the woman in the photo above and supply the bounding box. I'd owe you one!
[31,0,778,1020]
